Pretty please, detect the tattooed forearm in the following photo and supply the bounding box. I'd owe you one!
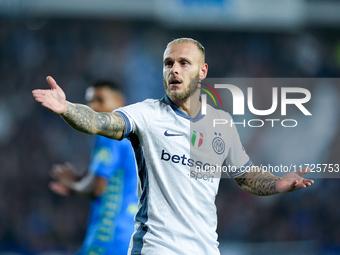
[235,166,281,196]
[61,102,125,140]
[95,112,125,139]
[61,102,96,134]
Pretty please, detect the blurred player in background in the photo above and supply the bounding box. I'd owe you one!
[49,81,138,255]
[34,38,314,255]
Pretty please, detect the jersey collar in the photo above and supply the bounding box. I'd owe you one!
[161,95,205,123]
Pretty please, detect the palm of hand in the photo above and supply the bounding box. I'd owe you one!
[276,168,314,193]
[46,85,66,113]
[32,76,67,114]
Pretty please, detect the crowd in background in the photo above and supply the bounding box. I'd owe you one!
[1,19,340,254]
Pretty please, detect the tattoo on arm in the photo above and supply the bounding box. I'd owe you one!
[95,112,125,139]
[234,167,281,196]
[61,102,125,140]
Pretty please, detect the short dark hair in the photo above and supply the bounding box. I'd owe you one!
[91,80,122,93]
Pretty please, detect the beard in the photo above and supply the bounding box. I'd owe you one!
[163,73,200,101]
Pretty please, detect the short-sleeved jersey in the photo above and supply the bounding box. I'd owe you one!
[77,135,138,255]
[115,95,252,255]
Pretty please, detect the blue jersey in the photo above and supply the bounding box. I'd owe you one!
[77,136,138,255]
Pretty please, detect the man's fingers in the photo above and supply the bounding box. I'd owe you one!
[305,179,314,185]
[34,95,54,110]
[286,179,297,192]
[34,96,44,103]
[46,76,58,90]
[32,91,47,103]
[51,164,66,177]
[49,182,70,196]
[32,76,59,95]
[293,178,314,189]
[32,89,46,96]
[297,178,314,186]
[33,76,67,115]
[279,168,315,193]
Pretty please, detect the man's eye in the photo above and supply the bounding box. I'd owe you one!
[165,62,173,67]
[92,98,104,103]
[181,61,188,66]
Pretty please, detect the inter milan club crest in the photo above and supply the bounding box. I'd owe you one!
[191,130,203,148]
[212,132,225,155]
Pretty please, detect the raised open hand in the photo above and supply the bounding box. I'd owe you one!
[276,167,314,193]
[32,76,67,114]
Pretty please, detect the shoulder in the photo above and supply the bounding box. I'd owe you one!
[115,98,166,124]
[205,105,239,135]
[113,98,166,135]
[206,104,232,119]
[131,98,163,107]
[118,98,163,114]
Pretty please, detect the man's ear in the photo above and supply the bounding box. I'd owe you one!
[199,63,208,80]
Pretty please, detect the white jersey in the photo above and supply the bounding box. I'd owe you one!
[115,95,251,255]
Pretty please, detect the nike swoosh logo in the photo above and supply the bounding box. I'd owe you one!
[164,130,183,137]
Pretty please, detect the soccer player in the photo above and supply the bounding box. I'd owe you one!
[48,81,138,255]
[33,38,314,255]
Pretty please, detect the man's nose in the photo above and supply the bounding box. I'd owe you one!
[170,62,179,75]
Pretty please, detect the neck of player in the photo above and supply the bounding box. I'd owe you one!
[172,89,201,118]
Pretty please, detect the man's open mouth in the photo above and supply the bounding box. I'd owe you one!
[170,78,182,86]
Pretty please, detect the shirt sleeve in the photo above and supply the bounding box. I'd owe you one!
[224,113,253,178]
[114,99,160,139]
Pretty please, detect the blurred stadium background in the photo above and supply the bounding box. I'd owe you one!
[1,0,340,254]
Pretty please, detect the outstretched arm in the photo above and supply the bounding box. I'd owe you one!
[234,166,314,196]
[63,101,125,139]
[32,76,125,140]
